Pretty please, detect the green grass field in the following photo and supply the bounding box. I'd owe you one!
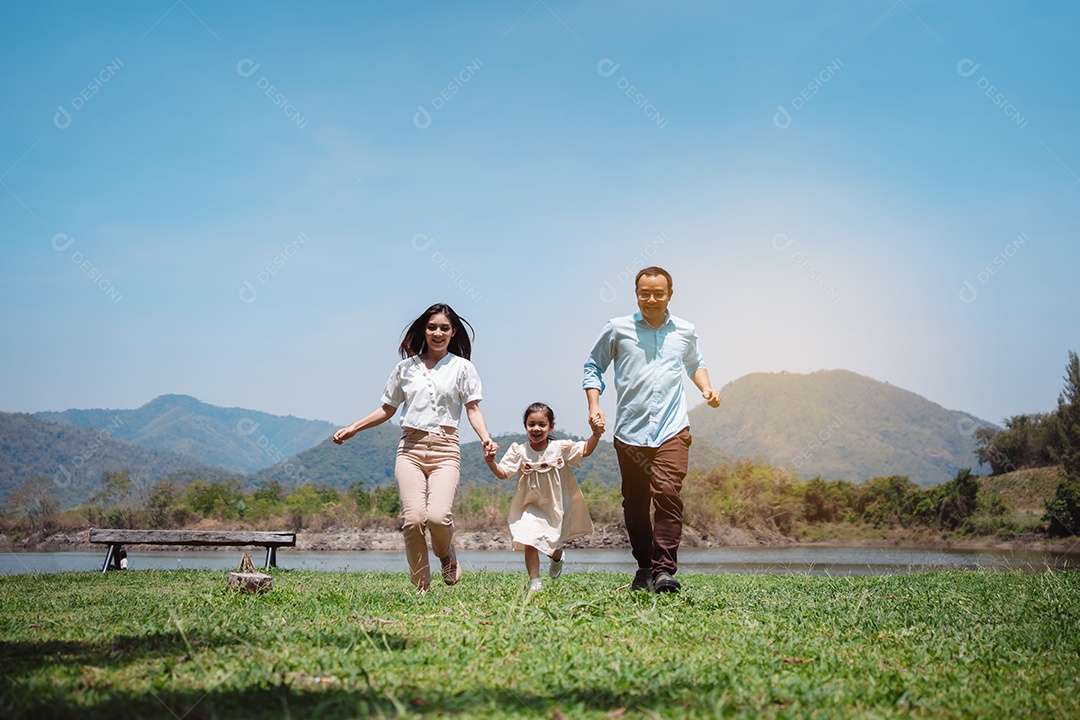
[2,569,1078,719]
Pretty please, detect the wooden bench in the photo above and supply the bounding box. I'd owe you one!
[89,529,296,573]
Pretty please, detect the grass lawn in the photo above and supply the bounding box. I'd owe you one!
[1,568,1078,719]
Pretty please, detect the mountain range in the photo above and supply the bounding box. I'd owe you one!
[2,371,999,509]
[36,394,335,473]
[251,427,733,491]
[0,412,234,509]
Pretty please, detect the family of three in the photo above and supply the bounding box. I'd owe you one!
[333,266,721,594]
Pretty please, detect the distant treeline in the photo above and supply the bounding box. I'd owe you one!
[0,461,1054,542]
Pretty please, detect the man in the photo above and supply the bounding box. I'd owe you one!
[583,267,721,593]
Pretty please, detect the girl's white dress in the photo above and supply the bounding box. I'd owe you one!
[496,439,594,555]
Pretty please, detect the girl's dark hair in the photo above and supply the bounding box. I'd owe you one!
[522,402,555,427]
[399,303,475,359]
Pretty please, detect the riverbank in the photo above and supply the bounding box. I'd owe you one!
[0,523,787,553]
[4,522,1078,554]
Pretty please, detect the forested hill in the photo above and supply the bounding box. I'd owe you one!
[0,412,233,508]
[253,428,733,491]
[689,370,998,486]
[254,422,403,490]
[36,394,335,474]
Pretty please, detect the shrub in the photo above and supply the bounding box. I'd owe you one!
[577,478,623,525]
[455,484,510,529]
[1044,479,1080,537]
[961,514,1044,539]
[350,484,402,519]
[685,461,802,534]
[802,477,857,523]
[285,484,333,530]
[855,475,919,526]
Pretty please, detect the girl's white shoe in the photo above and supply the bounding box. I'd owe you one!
[549,554,564,579]
[528,578,543,592]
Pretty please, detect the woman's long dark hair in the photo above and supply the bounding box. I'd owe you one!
[399,303,475,360]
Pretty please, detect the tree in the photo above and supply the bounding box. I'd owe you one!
[1054,350,1080,480]
[91,470,132,508]
[182,478,245,520]
[975,413,1059,475]
[253,481,284,504]
[349,483,400,518]
[937,468,980,530]
[145,479,189,529]
[285,484,328,530]
[7,477,59,532]
[91,470,135,528]
[1045,350,1080,536]
[248,480,286,520]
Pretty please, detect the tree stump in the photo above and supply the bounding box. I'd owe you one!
[227,572,273,594]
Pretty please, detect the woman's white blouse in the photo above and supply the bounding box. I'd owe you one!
[380,354,483,432]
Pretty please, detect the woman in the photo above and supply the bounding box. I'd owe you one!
[334,303,497,593]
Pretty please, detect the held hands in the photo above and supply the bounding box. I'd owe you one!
[588,410,606,436]
[483,437,508,479]
[702,389,722,408]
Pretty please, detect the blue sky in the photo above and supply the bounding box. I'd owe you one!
[2,1,1077,440]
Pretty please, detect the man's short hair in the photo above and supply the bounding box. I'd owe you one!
[635,266,673,292]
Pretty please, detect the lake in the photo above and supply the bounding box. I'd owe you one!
[1,545,1075,576]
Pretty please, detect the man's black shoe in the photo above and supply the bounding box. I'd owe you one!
[631,568,653,592]
[654,571,681,593]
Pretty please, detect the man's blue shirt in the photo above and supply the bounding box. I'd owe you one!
[583,311,706,448]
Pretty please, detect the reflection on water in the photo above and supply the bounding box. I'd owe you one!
[1,545,1075,576]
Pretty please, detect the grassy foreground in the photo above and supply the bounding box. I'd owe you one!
[1,569,1078,719]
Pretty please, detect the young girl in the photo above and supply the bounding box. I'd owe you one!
[484,403,602,591]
